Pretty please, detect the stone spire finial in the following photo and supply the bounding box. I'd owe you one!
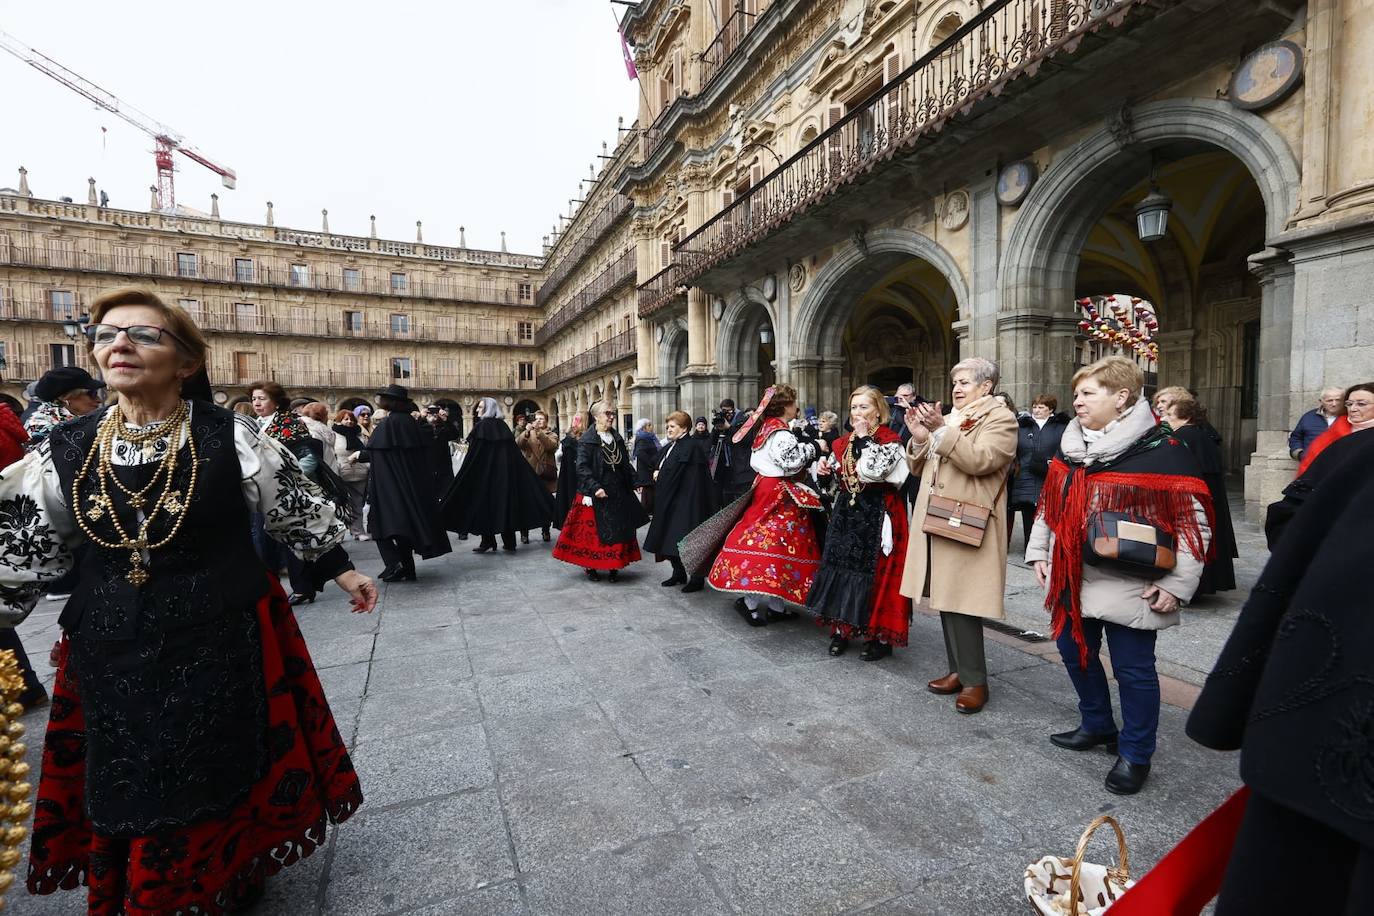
[17,166,31,197]
[416,220,423,243]
[369,215,377,238]
[266,201,275,226]
[590,163,595,179]
[603,140,609,157]
[211,193,220,218]
[88,178,97,205]
[150,186,159,210]
[500,231,507,253]
[459,226,466,248]
[618,116,624,132]
[322,209,329,233]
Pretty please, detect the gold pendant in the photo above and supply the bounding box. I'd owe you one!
[164,492,184,515]
[129,495,145,511]
[127,553,149,587]
[87,496,106,520]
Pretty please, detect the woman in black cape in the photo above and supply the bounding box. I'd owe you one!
[553,411,584,529]
[1155,388,1237,594]
[552,401,648,582]
[439,397,556,552]
[366,384,453,581]
[642,410,717,593]
[1185,430,1374,913]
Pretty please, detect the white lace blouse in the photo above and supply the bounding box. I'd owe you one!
[0,403,347,619]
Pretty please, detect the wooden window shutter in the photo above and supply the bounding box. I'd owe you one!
[825,105,845,175]
[883,53,903,141]
[749,163,764,187]
[721,189,736,237]
[672,49,683,95]
[660,240,671,268]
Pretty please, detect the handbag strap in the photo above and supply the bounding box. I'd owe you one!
[923,438,1011,506]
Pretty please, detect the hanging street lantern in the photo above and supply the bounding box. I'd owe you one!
[1134,184,1173,242]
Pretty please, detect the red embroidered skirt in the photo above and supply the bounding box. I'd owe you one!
[708,477,822,605]
[552,502,642,570]
[27,579,362,916]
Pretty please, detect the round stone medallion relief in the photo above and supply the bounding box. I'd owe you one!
[1229,40,1304,111]
[941,190,970,230]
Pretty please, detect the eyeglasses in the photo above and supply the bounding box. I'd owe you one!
[85,323,185,349]
[1347,400,1374,409]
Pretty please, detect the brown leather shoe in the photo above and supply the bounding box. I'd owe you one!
[927,672,963,695]
[955,685,989,714]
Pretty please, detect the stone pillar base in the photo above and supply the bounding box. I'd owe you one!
[1244,430,1297,524]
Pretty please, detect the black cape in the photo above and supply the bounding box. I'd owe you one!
[439,418,556,535]
[365,412,452,558]
[1264,428,1373,549]
[553,433,579,529]
[642,435,717,558]
[1173,423,1237,593]
[428,420,460,492]
[632,432,660,487]
[1187,430,1374,848]
[577,428,649,545]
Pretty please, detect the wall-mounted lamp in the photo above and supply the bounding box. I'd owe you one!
[759,324,773,345]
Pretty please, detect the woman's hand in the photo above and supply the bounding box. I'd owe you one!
[334,570,377,614]
[919,402,944,432]
[815,436,830,454]
[594,487,608,499]
[852,417,871,439]
[904,407,928,444]
[1142,584,1180,614]
[1033,560,1050,590]
[816,455,833,476]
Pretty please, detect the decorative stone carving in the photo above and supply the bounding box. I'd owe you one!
[1106,104,1136,151]
[761,274,777,302]
[996,161,1037,207]
[789,262,807,292]
[941,190,970,230]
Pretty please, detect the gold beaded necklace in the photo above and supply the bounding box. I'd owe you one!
[840,435,865,507]
[71,402,199,586]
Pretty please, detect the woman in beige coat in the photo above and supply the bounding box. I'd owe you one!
[899,357,1017,714]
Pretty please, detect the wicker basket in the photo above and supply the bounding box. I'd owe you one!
[1025,815,1135,915]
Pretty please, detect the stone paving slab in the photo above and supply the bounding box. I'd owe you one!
[10,506,1263,914]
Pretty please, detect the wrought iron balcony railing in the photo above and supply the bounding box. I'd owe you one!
[700,2,774,89]
[636,262,686,319]
[674,0,1142,283]
[539,329,638,389]
[535,248,637,346]
[536,194,634,307]
[212,369,530,393]
[0,245,538,307]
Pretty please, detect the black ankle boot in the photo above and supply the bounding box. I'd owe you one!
[1104,757,1151,795]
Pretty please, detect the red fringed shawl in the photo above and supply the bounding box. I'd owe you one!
[1039,437,1215,668]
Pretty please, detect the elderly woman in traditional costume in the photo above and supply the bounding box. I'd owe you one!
[808,385,911,660]
[552,400,647,582]
[900,357,1018,715]
[1028,356,1213,795]
[0,286,375,913]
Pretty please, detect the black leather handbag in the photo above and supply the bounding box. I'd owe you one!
[1083,512,1176,580]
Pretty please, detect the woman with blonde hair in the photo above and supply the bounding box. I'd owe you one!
[1029,357,1213,795]
[552,401,647,581]
[901,357,1017,714]
[807,385,911,659]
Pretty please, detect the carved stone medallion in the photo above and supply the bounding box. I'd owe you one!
[941,190,970,230]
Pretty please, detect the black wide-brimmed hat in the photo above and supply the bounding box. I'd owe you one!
[34,366,106,402]
[375,384,410,401]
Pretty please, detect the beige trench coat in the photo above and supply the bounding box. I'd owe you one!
[899,399,1018,620]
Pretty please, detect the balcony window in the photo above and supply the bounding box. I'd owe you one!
[436,315,456,339]
[176,252,198,278]
[390,313,411,336]
[178,298,203,324]
[0,341,7,371]
[49,290,76,321]
[235,302,260,331]
[518,283,533,302]
[234,258,255,283]
[343,268,361,291]
[390,272,407,292]
[289,263,310,287]
[519,361,535,383]
[391,357,412,380]
[50,343,76,369]
[518,321,534,342]
[343,311,363,333]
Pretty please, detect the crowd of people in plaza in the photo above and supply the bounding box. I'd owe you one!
[0,286,1372,912]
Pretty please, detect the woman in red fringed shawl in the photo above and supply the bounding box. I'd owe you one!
[1295,381,1374,475]
[806,385,911,660]
[1026,357,1213,797]
[707,384,828,627]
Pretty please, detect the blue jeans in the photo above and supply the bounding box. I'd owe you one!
[1055,618,1160,765]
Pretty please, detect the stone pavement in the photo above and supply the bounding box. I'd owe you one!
[13,507,1263,915]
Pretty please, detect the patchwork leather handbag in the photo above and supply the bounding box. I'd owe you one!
[1082,512,1176,580]
[920,455,1008,549]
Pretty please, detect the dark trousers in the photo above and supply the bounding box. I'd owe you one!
[250,512,283,572]
[940,612,987,687]
[1216,791,1374,915]
[1007,502,1036,550]
[480,531,516,550]
[0,627,45,703]
[1055,618,1159,765]
[377,535,417,573]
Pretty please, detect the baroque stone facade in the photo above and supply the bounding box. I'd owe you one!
[620,0,1374,518]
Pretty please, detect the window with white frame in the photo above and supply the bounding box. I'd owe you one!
[176,251,198,278]
[343,268,361,291]
[289,263,310,287]
[390,313,410,336]
[234,258,255,283]
[390,357,412,380]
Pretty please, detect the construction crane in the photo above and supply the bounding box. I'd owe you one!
[0,28,236,212]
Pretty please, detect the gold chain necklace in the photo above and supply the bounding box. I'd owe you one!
[599,434,622,467]
[840,435,865,507]
[71,403,199,586]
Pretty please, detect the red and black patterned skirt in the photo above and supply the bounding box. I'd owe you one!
[27,580,363,915]
[708,477,822,606]
[552,502,642,570]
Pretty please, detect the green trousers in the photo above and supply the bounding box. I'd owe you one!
[940,611,988,687]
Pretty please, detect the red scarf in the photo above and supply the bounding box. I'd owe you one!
[751,416,789,450]
[1040,446,1215,668]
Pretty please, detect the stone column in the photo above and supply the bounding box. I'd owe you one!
[792,357,846,415]
[967,174,1001,355]
[1154,329,1196,389]
[686,288,711,366]
[995,313,1079,408]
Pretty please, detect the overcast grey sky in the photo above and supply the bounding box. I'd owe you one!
[0,0,640,255]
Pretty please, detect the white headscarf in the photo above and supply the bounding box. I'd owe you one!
[477,397,503,420]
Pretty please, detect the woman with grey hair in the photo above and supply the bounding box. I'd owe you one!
[440,397,556,552]
[900,357,1018,714]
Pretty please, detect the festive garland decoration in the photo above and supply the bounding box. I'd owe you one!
[1076,295,1159,363]
[0,650,32,909]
